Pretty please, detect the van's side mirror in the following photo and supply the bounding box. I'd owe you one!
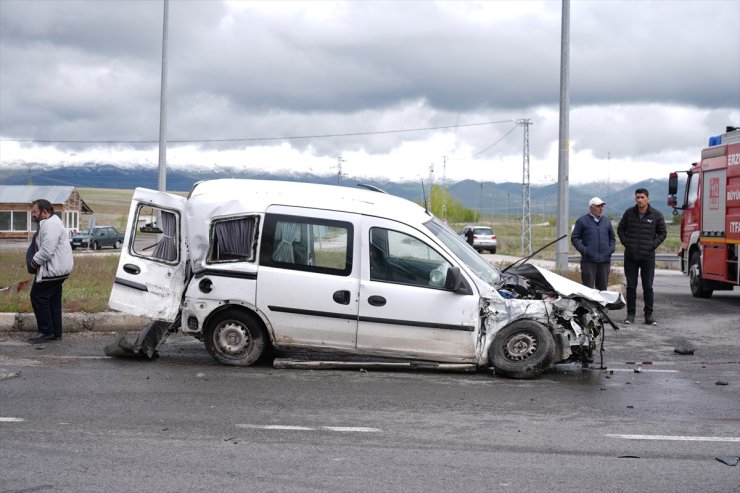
[444,266,473,295]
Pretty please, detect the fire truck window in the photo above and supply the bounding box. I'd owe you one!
[687,174,699,207]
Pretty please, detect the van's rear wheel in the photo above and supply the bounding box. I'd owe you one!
[489,320,555,379]
[205,309,265,366]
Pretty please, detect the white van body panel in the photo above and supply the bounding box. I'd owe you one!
[357,215,478,362]
[108,188,187,321]
[255,206,360,350]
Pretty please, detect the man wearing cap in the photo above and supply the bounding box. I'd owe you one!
[571,197,615,291]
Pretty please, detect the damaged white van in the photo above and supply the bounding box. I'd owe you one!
[108,179,624,379]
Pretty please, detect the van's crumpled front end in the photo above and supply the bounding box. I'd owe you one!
[478,263,624,378]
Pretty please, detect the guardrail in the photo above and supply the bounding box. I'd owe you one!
[568,253,680,263]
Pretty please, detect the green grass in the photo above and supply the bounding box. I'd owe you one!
[78,187,136,230]
[0,251,118,313]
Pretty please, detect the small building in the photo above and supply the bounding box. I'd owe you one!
[0,185,93,240]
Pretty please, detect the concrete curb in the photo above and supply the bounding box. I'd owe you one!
[0,312,150,333]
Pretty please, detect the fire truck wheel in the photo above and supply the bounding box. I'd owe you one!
[205,309,266,366]
[689,252,713,298]
[489,320,556,379]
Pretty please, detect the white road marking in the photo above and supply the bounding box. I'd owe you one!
[606,368,679,373]
[236,424,381,433]
[607,434,740,442]
[0,417,24,422]
[322,426,380,433]
[237,424,314,431]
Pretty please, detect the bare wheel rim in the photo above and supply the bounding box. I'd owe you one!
[214,321,252,357]
[503,332,538,361]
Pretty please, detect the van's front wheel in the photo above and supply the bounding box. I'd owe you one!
[205,309,265,366]
[489,320,555,379]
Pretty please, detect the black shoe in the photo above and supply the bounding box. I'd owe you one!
[644,315,657,325]
[28,333,54,343]
[52,336,62,341]
[624,314,635,325]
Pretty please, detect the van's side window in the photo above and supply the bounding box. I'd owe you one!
[208,215,259,263]
[131,205,180,264]
[370,228,451,288]
[260,214,353,276]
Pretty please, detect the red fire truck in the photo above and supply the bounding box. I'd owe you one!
[668,126,740,297]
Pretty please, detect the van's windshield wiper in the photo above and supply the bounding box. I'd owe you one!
[501,234,567,273]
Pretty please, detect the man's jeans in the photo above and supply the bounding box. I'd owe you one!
[31,279,65,338]
[623,256,655,316]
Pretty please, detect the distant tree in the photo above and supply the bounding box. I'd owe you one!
[424,185,478,223]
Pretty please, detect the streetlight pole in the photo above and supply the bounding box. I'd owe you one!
[157,0,169,192]
[555,0,570,269]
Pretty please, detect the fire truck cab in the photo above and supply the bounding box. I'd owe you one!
[668,126,740,297]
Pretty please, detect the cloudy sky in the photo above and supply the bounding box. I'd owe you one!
[1,0,738,185]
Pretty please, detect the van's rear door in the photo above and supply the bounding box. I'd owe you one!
[108,188,187,322]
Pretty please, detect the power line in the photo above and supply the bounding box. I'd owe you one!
[449,122,519,161]
[0,119,516,145]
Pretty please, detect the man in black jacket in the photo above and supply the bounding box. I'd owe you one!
[617,188,667,325]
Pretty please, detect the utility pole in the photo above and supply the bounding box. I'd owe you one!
[506,192,510,227]
[490,193,494,227]
[555,0,571,270]
[442,156,448,221]
[607,151,611,204]
[336,157,345,185]
[157,0,169,192]
[428,163,435,211]
[518,118,532,255]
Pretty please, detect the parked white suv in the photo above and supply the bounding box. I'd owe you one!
[461,225,497,254]
[109,179,623,379]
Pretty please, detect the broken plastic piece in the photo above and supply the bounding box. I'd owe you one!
[715,456,739,466]
[674,347,695,355]
[104,320,172,359]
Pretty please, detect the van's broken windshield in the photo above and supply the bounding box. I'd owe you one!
[424,217,501,286]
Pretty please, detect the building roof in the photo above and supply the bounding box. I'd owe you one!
[0,185,93,212]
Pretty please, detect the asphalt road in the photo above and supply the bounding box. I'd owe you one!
[1,269,738,492]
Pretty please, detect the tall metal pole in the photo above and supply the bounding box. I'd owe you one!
[519,118,532,255]
[157,0,169,192]
[555,0,570,270]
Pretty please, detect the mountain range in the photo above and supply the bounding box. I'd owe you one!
[0,163,680,220]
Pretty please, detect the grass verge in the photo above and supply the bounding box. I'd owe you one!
[0,250,118,313]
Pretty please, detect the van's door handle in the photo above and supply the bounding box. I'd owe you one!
[367,295,386,307]
[123,264,141,275]
[333,290,351,305]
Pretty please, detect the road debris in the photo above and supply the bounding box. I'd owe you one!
[715,456,739,466]
[674,347,695,355]
[0,371,21,381]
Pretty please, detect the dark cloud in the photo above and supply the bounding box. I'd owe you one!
[0,0,738,167]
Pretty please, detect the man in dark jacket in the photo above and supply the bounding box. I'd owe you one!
[617,188,666,325]
[571,197,615,290]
